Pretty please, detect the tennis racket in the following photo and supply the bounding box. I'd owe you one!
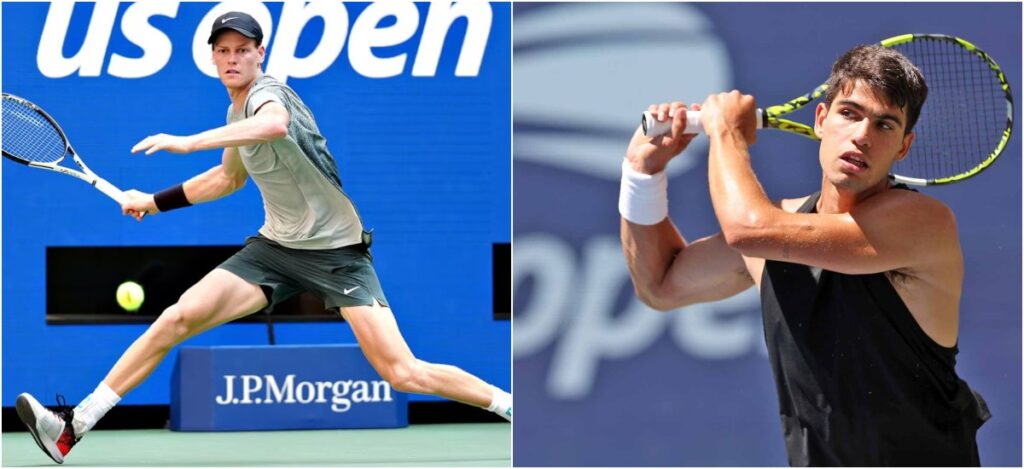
[3,93,131,205]
[641,33,1014,186]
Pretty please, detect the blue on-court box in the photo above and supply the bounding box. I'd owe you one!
[171,345,407,431]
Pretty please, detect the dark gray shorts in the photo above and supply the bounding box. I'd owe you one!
[218,234,388,310]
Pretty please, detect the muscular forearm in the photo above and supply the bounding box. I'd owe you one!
[619,156,687,308]
[621,218,687,310]
[182,165,244,204]
[707,129,776,239]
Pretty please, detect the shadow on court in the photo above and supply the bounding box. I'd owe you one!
[2,423,510,467]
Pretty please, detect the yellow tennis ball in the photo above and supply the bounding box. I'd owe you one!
[116,281,145,312]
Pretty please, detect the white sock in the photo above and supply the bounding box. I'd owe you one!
[72,382,121,437]
[485,386,512,422]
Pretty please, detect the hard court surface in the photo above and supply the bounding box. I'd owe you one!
[2,423,510,467]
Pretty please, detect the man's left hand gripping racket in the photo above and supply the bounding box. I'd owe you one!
[3,93,130,205]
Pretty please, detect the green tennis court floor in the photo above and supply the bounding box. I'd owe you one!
[2,423,510,466]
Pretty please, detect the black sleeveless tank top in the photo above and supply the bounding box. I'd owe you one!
[759,190,989,466]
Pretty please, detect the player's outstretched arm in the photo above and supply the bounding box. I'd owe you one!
[621,102,753,311]
[120,147,249,221]
[130,102,290,155]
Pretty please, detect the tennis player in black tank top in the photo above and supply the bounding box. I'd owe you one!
[619,46,989,465]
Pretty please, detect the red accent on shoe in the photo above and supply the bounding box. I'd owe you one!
[56,423,79,456]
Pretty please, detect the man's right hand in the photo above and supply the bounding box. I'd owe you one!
[121,190,158,221]
[626,101,699,175]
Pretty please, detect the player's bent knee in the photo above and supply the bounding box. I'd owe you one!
[150,299,208,346]
[146,304,189,350]
[174,296,214,330]
[381,360,423,393]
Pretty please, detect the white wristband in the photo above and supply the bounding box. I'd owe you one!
[618,159,668,225]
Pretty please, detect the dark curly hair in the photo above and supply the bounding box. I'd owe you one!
[823,45,928,134]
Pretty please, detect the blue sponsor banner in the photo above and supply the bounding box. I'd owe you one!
[513,2,1021,466]
[171,345,407,431]
[3,2,510,407]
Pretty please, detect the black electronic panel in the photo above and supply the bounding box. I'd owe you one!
[46,246,340,324]
[492,243,510,320]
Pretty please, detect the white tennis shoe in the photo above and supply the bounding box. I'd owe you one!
[16,392,81,464]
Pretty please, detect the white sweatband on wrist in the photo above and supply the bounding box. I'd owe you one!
[619,158,668,225]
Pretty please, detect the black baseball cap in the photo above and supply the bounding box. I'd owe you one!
[207,11,263,45]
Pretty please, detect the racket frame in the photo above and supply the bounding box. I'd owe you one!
[2,93,129,204]
[640,33,1014,186]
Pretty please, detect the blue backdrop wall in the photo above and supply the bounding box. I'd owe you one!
[3,2,510,406]
[513,2,1021,466]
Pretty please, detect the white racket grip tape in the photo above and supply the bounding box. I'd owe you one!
[619,159,668,225]
[642,109,764,137]
[93,178,129,205]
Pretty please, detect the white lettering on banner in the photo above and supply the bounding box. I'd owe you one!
[263,1,345,81]
[240,374,262,403]
[265,374,295,404]
[413,1,491,77]
[372,381,393,404]
[109,2,179,78]
[215,375,237,404]
[513,234,766,400]
[296,381,315,403]
[37,1,492,81]
[37,1,120,77]
[215,374,394,413]
[348,2,420,78]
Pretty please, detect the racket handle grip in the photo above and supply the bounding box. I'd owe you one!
[641,109,764,137]
[94,178,128,205]
[95,178,148,219]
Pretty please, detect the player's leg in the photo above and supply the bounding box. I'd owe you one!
[339,301,512,420]
[16,268,268,463]
[102,268,268,395]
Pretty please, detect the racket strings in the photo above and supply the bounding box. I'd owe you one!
[891,37,1008,181]
[2,98,67,164]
